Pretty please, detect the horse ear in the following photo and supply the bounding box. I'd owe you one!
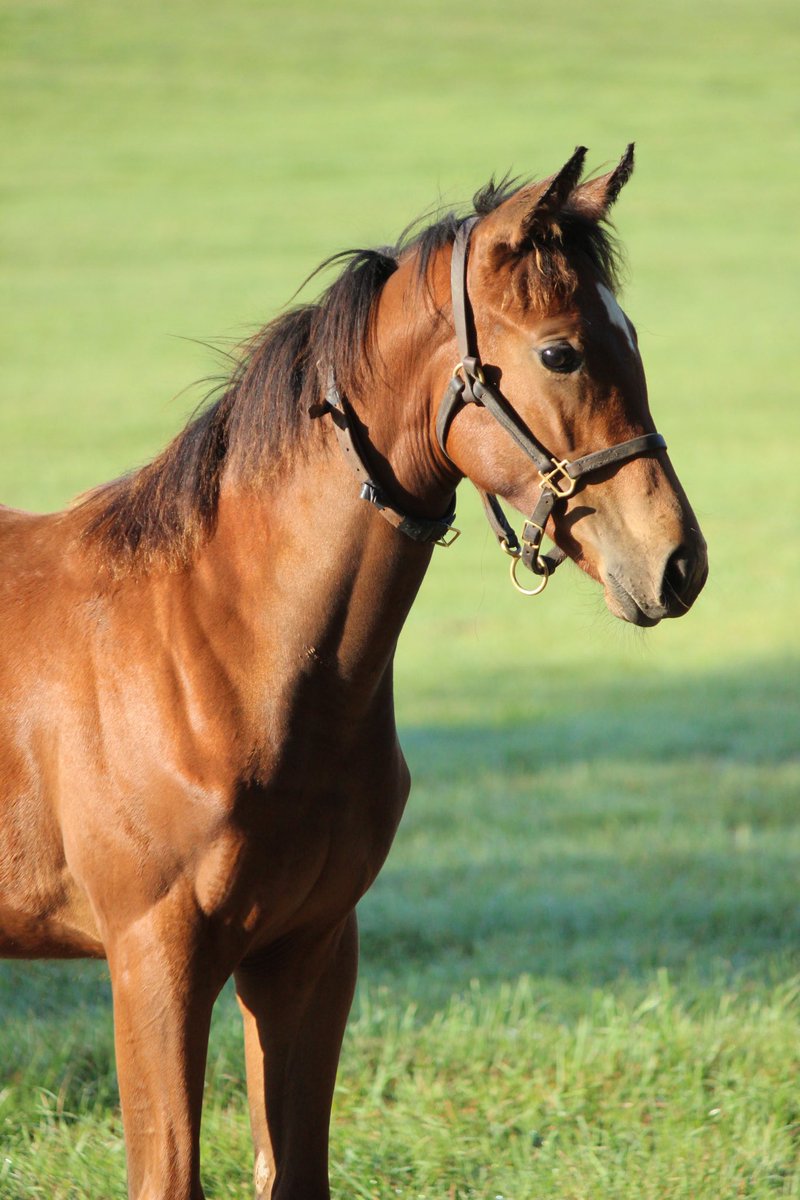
[570,143,635,220]
[524,145,589,235]
[482,146,588,252]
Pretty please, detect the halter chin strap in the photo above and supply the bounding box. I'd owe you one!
[321,216,666,591]
[436,217,666,591]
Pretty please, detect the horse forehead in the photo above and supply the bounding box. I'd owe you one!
[593,282,637,354]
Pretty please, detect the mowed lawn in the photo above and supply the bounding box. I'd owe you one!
[1,1,799,1197]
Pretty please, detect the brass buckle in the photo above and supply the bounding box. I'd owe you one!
[435,526,461,548]
[539,458,576,498]
[521,519,545,547]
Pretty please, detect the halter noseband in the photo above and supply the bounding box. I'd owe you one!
[322,216,666,595]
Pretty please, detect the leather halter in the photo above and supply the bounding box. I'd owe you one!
[436,216,666,592]
[322,216,666,592]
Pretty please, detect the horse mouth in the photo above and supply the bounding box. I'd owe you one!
[603,572,663,627]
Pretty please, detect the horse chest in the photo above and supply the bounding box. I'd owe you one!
[202,750,410,939]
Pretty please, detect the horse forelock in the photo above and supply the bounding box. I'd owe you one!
[525,205,624,307]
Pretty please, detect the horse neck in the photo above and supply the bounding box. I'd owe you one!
[190,259,456,716]
[199,473,431,696]
[338,249,458,517]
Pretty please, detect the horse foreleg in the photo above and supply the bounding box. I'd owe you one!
[234,912,359,1200]
[107,908,225,1200]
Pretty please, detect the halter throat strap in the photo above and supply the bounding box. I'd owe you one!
[322,368,458,546]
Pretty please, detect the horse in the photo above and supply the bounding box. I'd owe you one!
[0,146,707,1199]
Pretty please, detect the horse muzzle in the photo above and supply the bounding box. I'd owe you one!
[603,537,709,626]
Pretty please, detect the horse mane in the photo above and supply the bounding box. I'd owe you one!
[78,177,622,575]
[77,250,398,574]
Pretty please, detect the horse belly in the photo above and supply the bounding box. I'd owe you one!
[0,902,103,958]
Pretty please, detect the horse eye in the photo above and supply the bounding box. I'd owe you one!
[540,344,582,374]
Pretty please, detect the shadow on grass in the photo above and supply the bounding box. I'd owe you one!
[358,657,799,999]
[400,656,799,774]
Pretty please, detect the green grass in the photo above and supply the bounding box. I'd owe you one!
[1,0,799,1196]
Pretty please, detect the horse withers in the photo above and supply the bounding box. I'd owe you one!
[0,147,707,1199]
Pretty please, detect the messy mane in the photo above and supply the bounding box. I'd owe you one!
[79,177,622,574]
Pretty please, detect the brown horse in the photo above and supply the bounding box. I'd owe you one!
[0,147,706,1199]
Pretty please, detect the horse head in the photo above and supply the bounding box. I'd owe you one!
[431,146,708,625]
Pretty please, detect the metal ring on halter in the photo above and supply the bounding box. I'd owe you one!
[510,554,550,596]
[452,361,486,385]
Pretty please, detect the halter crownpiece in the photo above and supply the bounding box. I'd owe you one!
[322,216,666,593]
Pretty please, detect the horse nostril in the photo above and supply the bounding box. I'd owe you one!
[661,545,693,609]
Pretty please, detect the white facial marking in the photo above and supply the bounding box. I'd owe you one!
[596,283,637,354]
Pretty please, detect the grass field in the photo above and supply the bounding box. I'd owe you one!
[1,0,799,1197]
